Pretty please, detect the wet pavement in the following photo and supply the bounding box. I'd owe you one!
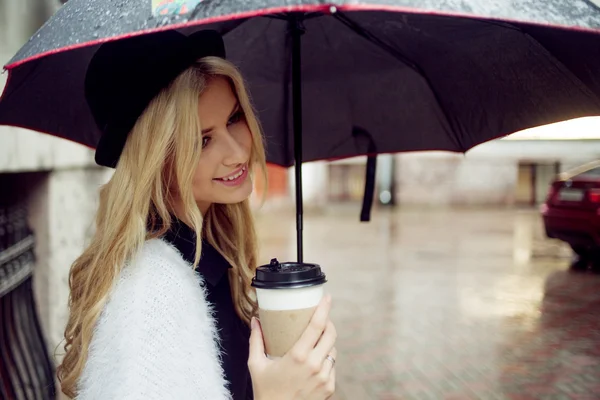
[255,207,600,400]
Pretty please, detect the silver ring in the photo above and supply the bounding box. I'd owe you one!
[325,355,336,367]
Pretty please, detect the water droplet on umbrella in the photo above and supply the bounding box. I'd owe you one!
[92,33,99,39]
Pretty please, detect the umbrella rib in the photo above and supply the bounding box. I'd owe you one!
[333,13,420,71]
[332,12,465,151]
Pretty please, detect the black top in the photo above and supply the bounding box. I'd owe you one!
[163,218,253,400]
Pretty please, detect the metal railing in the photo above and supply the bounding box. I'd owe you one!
[0,205,56,400]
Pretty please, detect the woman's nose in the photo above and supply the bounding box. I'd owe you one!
[221,129,248,167]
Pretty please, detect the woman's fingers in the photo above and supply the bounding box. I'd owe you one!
[311,320,337,363]
[325,366,336,399]
[319,347,337,379]
[290,295,331,360]
[298,347,337,399]
[319,348,337,399]
[248,317,266,370]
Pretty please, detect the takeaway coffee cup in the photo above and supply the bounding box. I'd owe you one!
[251,258,327,358]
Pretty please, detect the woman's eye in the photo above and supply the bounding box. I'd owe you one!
[202,136,212,148]
[227,110,245,126]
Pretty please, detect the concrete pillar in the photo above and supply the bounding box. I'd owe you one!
[28,168,112,353]
[288,162,329,210]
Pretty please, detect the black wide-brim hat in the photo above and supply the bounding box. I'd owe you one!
[85,30,226,168]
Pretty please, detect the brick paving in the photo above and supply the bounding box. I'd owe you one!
[255,208,600,400]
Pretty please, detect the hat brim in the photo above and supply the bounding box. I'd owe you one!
[84,30,226,168]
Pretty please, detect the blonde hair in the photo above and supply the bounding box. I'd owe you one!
[56,57,267,398]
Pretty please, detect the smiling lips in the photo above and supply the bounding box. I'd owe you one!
[214,165,248,187]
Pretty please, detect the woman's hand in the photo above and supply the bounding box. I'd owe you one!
[248,294,337,400]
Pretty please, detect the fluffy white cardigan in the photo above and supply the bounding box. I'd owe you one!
[76,239,232,399]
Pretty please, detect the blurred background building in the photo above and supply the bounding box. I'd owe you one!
[268,118,600,212]
[1,1,111,396]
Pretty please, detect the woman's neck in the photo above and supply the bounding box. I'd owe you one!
[171,199,211,227]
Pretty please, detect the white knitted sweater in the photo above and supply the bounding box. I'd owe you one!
[76,239,232,399]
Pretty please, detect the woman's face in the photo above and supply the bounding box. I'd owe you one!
[189,77,254,213]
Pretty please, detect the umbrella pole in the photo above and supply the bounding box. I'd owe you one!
[291,17,304,263]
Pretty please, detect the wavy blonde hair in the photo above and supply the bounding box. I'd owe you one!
[56,56,267,398]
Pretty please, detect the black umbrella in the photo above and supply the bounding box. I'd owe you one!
[2,1,600,262]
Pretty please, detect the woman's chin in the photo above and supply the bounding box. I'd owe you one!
[215,180,253,204]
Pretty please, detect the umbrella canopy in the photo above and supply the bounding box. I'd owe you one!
[2,1,600,165]
[1,0,600,261]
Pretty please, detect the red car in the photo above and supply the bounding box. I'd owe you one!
[541,160,600,266]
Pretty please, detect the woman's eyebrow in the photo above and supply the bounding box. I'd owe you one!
[201,102,240,134]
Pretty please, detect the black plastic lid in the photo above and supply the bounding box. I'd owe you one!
[251,258,327,289]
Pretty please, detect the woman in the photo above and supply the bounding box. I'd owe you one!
[56,30,337,399]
